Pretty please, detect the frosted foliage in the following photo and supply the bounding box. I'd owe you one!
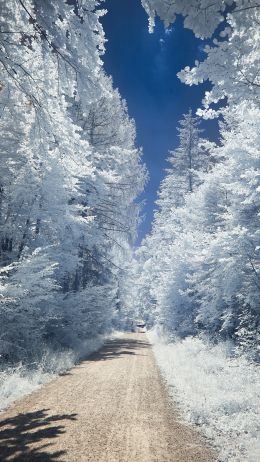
[0,0,145,386]
[141,0,233,37]
[0,335,106,411]
[179,5,260,113]
[135,0,260,351]
[122,3,260,460]
[186,104,260,337]
[156,110,208,214]
[132,111,214,336]
[149,330,260,462]
[135,103,260,351]
[141,2,260,111]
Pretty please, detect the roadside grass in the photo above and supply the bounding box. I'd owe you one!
[0,335,111,412]
[148,329,260,462]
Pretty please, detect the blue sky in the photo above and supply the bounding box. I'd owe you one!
[101,0,219,244]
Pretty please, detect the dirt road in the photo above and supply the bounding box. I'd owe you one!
[0,333,215,462]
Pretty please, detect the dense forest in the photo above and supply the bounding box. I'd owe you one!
[0,0,259,398]
[0,2,259,459]
[134,0,260,356]
[0,0,146,368]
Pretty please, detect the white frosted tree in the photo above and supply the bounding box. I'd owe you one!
[131,111,212,338]
[156,110,207,216]
[136,0,260,350]
[141,1,260,113]
[0,0,145,366]
[186,103,260,348]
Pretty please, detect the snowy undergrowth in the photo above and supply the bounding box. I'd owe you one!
[148,329,260,462]
[0,334,114,412]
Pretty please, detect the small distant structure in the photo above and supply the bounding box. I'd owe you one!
[134,319,146,333]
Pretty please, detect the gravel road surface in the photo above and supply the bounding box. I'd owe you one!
[0,333,215,461]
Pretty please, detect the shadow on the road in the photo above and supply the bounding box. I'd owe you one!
[0,408,77,461]
[86,336,150,362]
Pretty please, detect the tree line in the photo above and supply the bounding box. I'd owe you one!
[133,0,260,356]
[0,0,146,366]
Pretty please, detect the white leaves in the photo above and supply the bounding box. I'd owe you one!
[141,0,228,38]
[134,103,260,350]
[141,2,260,112]
[180,6,260,111]
[0,1,145,364]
